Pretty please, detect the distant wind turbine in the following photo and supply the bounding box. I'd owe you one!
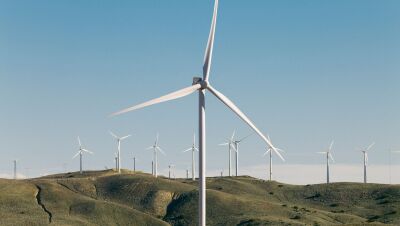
[13,160,17,180]
[263,135,285,181]
[317,141,335,184]
[110,131,131,173]
[183,133,198,180]
[219,131,236,176]
[359,142,375,183]
[232,132,252,176]
[73,136,93,174]
[168,164,175,179]
[110,1,279,224]
[147,134,165,178]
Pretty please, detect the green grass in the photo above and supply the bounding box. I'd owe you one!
[0,170,398,225]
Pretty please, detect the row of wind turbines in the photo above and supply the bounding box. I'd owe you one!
[72,131,399,186]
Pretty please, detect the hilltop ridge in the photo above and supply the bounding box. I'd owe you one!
[0,170,398,225]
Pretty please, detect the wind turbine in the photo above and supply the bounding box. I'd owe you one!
[219,130,236,176]
[359,142,375,183]
[110,1,279,225]
[232,131,252,176]
[72,136,93,174]
[147,134,165,178]
[183,133,198,180]
[263,135,285,181]
[13,160,17,180]
[168,164,175,179]
[110,131,131,173]
[114,153,118,171]
[317,141,335,184]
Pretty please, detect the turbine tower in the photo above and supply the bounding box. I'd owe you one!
[110,131,131,173]
[111,1,280,225]
[317,141,335,184]
[147,134,165,178]
[183,133,198,180]
[13,160,17,180]
[168,164,175,179]
[231,131,252,176]
[219,130,236,176]
[359,142,375,183]
[263,135,285,181]
[73,136,93,174]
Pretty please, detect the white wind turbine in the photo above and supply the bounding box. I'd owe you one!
[219,130,236,177]
[110,131,131,173]
[359,142,375,183]
[183,133,198,181]
[232,131,252,176]
[317,141,335,184]
[73,136,93,174]
[110,1,279,225]
[147,134,165,178]
[263,135,285,181]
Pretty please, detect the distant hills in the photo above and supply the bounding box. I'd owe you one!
[0,170,398,225]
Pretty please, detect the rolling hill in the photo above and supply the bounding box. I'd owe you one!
[0,170,398,225]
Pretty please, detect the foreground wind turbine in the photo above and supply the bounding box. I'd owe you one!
[110,131,131,173]
[231,131,252,176]
[263,135,285,181]
[359,142,375,183]
[183,133,198,180]
[317,141,335,184]
[73,136,93,174]
[147,134,165,178]
[110,1,279,225]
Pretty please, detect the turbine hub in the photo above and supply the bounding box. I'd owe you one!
[192,77,208,89]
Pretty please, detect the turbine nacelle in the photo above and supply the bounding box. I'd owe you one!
[193,77,208,89]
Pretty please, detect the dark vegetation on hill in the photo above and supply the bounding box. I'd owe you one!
[0,169,399,225]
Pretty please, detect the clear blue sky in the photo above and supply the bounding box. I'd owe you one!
[1,0,399,180]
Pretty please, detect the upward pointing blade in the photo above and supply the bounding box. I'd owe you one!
[109,131,119,139]
[110,84,201,116]
[366,142,375,151]
[203,0,219,81]
[207,85,278,154]
[77,136,81,147]
[329,140,334,151]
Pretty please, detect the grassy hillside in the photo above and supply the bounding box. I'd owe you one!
[0,170,398,226]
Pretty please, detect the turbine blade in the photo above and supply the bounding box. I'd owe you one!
[276,148,286,153]
[72,151,80,159]
[203,0,219,81]
[231,130,236,141]
[317,152,327,154]
[82,149,93,154]
[365,153,369,164]
[183,148,192,153]
[263,149,271,156]
[77,136,81,147]
[109,131,119,139]
[329,140,334,151]
[157,147,166,156]
[273,149,285,162]
[392,151,400,153]
[146,146,153,150]
[219,142,229,146]
[110,84,201,116]
[239,133,253,142]
[230,143,237,152]
[329,153,335,163]
[120,135,132,140]
[366,142,375,151]
[207,85,278,153]
[194,147,199,152]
